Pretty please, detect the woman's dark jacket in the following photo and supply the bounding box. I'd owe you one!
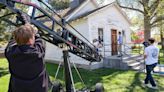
[5,35,48,92]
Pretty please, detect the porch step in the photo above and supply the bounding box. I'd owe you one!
[104,55,144,70]
[132,65,141,70]
[129,60,144,70]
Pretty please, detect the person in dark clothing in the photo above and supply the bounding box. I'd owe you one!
[5,24,48,92]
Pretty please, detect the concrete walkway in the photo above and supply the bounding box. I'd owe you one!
[154,65,164,74]
[139,64,164,75]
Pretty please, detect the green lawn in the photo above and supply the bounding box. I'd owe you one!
[0,58,164,92]
[159,49,164,64]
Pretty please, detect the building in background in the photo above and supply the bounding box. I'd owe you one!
[45,0,131,68]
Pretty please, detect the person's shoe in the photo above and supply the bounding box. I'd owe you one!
[142,81,149,87]
[147,85,158,90]
[143,83,149,87]
[151,86,158,90]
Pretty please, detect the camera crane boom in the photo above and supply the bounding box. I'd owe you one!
[0,0,101,62]
[0,1,104,92]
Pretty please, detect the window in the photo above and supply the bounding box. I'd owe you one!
[98,28,104,43]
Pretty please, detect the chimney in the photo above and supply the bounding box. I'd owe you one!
[70,0,83,9]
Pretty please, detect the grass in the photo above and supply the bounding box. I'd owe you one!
[159,49,164,64]
[0,58,164,92]
[159,57,164,64]
[0,58,9,92]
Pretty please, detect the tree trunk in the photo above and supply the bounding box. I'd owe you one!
[160,29,164,50]
[162,38,164,50]
[144,16,151,41]
[159,21,164,50]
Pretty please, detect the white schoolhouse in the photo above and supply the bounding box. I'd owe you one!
[45,0,131,69]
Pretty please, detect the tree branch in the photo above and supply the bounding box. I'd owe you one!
[150,11,157,20]
[151,21,164,28]
[117,2,144,14]
[138,0,144,6]
[151,16,164,25]
[149,0,160,15]
[142,0,150,4]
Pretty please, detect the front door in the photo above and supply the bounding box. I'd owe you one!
[111,29,117,55]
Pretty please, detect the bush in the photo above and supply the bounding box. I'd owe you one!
[131,45,136,49]
[131,45,143,49]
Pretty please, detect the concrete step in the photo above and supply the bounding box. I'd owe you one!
[127,60,144,70]
[130,62,145,71]
[123,55,143,61]
[122,56,144,70]
[123,59,143,65]
[131,65,141,70]
[122,54,142,61]
[128,62,141,67]
[103,55,144,70]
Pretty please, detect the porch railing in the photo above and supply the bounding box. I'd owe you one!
[100,43,144,58]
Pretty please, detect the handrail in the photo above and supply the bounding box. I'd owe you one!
[103,43,144,57]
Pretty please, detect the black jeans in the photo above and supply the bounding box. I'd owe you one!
[144,63,157,86]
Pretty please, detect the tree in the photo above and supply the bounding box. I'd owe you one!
[157,3,164,50]
[0,23,5,41]
[131,30,144,43]
[158,21,164,50]
[0,9,13,41]
[50,0,70,10]
[116,0,164,41]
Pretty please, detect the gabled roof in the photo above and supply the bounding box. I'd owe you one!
[68,2,114,22]
[65,0,99,21]
[64,0,86,17]
[67,2,131,24]
[57,0,87,17]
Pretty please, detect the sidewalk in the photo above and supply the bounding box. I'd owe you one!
[141,64,164,75]
[153,65,164,75]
